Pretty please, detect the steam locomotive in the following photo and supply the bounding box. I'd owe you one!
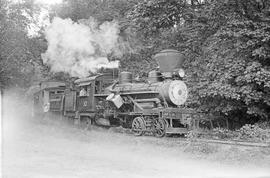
[32,49,203,137]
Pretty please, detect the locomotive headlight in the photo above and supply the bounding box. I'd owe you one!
[178,68,185,78]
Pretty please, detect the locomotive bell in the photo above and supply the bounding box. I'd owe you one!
[153,49,185,73]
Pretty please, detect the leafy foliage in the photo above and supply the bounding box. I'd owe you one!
[238,124,267,141]
[196,0,270,120]
[0,0,45,88]
[52,0,139,22]
[212,124,270,142]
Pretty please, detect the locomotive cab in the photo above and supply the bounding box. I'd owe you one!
[68,72,118,127]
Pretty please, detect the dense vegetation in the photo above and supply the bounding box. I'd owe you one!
[1,0,269,125]
[0,0,45,87]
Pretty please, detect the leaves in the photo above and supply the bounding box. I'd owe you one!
[0,1,46,88]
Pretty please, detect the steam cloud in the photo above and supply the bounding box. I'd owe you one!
[42,17,120,78]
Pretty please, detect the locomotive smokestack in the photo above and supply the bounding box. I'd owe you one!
[153,49,185,72]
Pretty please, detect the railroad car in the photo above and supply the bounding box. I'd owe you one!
[32,81,66,118]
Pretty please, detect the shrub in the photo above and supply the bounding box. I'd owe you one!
[237,124,270,142]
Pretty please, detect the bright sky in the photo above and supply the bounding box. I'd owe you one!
[34,0,63,5]
[10,0,64,36]
[11,0,63,5]
[26,0,63,36]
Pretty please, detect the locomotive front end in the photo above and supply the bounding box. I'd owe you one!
[153,49,194,135]
[153,49,188,106]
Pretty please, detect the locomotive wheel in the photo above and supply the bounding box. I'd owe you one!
[154,118,166,137]
[132,117,146,136]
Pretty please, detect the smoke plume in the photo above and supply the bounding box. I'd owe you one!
[42,17,120,78]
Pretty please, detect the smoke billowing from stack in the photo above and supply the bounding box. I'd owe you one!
[42,17,121,78]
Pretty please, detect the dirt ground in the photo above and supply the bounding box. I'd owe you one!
[2,94,270,178]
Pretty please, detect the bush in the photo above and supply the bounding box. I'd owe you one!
[211,124,270,142]
[237,124,270,142]
[186,122,270,142]
[255,121,270,130]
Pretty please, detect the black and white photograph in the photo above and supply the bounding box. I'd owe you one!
[1,0,270,177]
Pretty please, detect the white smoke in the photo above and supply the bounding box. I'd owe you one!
[42,17,120,78]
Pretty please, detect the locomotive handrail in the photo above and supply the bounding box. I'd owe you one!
[118,91,159,95]
[134,98,161,103]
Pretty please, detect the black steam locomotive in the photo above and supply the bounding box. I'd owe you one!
[32,49,205,137]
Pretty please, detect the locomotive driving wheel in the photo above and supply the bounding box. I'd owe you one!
[132,117,146,136]
[154,118,166,137]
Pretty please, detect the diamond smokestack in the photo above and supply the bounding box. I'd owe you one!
[153,49,185,72]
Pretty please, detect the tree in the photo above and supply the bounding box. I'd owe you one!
[0,0,46,88]
[51,0,139,22]
[197,0,270,121]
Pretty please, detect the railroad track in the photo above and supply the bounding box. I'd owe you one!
[39,119,270,148]
[109,127,270,148]
[187,138,270,148]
